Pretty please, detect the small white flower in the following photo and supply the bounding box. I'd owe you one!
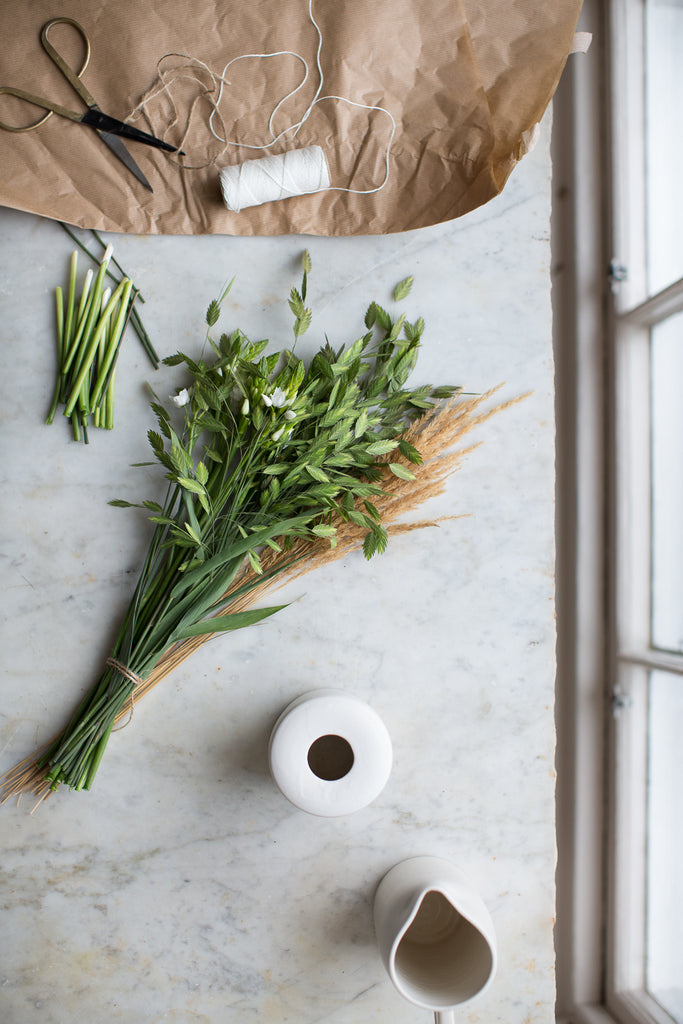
[171,388,190,407]
[261,393,273,407]
[241,397,250,415]
[270,386,288,408]
[272,427,285,442]
[284,409,296,421]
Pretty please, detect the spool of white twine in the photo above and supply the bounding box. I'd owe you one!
[219,145,331,212]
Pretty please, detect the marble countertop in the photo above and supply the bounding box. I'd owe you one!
[0,116,556,1024]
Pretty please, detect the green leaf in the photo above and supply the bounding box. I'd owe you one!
[311,523,337,538]
[393,276,414,301]
[387,312,407,343]
[177,476,206,495]
[206,299,221,326]
[304,464,330,483]
[247,549,262,575]
[293,309,312,338]
[302,250,312,275]
[174,604,289,640]
[109,498,136,508]
[363,532,379,559]
[289,288,306,318]
[362,521,388,559]
[195,461,209,486]
[163,352,187,367]
[397,439,423,464]
[388,462,416,481]
[185,522,203,545]
[218,277,235,304]
[363,500,382,521]
[289,356,306,391]
[346,509,371,528]
[366,438,399,456]
[431,385,459,399]
[353,409,369,438]
[372,303,392,331]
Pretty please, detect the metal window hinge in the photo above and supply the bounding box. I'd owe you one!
[609,260,628,294]
[611,688,633,716]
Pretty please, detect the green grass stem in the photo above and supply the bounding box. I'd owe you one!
[63,278,128,418]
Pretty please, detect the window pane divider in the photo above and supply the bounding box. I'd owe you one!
[621,275,683,328]
[618,649,683,675]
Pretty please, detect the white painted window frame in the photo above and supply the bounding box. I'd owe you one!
[554,1,683,1022]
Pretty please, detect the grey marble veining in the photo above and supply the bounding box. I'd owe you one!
[1,114,555,1023]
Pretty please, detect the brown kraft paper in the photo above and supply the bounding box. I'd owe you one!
[0,0,583,236]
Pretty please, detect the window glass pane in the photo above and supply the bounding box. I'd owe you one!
[646,671,683,1021]
[651,310,683,650]
[645,0,683,294]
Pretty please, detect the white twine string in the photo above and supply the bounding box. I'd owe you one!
[128,0,396,206]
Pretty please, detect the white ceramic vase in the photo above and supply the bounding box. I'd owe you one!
[373,856,497,1023]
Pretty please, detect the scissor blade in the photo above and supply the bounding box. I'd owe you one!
[82,107,182,154]
[96,130,153,192]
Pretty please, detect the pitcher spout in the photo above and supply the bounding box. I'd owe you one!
[373,856,497,1013]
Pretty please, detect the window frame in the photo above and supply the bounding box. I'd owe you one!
[553,1,683,1022]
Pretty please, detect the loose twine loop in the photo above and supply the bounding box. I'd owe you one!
[127,54,233,170]
[106,657,143,731]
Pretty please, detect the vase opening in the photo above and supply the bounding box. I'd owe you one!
[307,734,355,780]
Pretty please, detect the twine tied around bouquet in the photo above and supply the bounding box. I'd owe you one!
[106,658,144,730]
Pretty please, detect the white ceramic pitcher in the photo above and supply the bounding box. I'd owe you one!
[373,856,497,1023]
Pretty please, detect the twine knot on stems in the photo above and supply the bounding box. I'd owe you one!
[106,658,143,731]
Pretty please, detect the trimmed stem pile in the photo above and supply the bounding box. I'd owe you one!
[59,224,159,370]
[47,229,159,442]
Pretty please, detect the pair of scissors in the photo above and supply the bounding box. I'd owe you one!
[0,17,183,192]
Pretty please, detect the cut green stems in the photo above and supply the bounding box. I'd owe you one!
[48,242,145,440]
[62,269,96,376]
[90,279,133,409]
[63,251,78,346]
[64,277,129,418]
[58,223,158,366]
[46,289,65,425]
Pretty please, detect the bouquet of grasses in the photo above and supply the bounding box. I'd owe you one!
[2,254,517,807]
